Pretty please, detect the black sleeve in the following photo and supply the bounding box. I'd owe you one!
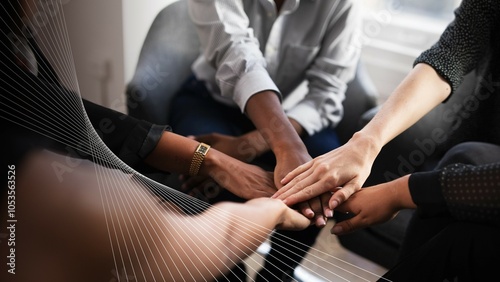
[409,170,448,217]
[0,52,167,170]
[409,163,500,226]
[413,0,500,97]
[439,162,500,226]
[83,99,170,167]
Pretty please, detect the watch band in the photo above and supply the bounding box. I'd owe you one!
[189,142,211,176]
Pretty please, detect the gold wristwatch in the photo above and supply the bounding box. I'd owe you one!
[189,142,211,176]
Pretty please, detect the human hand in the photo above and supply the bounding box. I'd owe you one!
[245,198,312,231]
[273,134,379,210]
[274,149,332,227]
[296,191,337,228]
[330,175,413,235]
[183,160,277,200]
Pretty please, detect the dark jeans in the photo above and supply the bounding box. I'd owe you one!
[170,76,340,281]
[382,142,500,282]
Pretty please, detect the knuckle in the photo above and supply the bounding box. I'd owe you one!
[316,163,330,174]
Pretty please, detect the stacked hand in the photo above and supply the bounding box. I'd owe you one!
[273,134,379,211]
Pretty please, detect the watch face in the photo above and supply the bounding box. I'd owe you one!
[199,146,208,154]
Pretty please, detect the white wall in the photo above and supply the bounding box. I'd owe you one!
[122,0,177,85]
[36,0,174,114]
[35,0,126,112]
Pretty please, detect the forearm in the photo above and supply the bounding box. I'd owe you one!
[165,200,287,280]
[355,63,451,154]
[236,117,306,159]
[245,91,308,158]
[392,175,417,209]
[145,131,231,178]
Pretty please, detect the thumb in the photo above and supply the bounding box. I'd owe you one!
[330,215,363,235]
[329,181,361,209]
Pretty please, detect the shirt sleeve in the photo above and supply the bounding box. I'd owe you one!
[188,0,281,111]
[413,0,500,98]
[0,54,167,171]
[409,162,500,226]
[82,99,169,168]
[286,0,362,135]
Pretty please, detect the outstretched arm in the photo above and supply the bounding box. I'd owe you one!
[274,0,500,209]
[145,130,277,199]
[274,63,450,208]
[5,150,310,282]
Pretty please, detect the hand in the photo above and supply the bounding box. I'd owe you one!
[193,160,277,200]
[330,175,414,235]
[296,191,336,228]
[274,149,332,227]
[194,132,265,163]
[273,133,379,209]
[245,198,312,231]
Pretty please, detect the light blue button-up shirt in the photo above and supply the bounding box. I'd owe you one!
[190,0,362,135]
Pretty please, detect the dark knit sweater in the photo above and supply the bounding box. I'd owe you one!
[409,0,500,226]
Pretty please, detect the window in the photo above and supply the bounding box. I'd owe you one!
[359,0,461,102]
[393,0,461,20]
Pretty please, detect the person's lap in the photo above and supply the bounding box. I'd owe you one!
[395,141,500,280]
[382,222,500,282]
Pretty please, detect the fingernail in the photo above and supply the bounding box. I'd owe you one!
[325,209,333,218]
[330,200,339,209]
[331,226,343,234]
[307,210,314,218]
[317,218,326,227]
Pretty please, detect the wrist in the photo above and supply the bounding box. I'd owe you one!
[349,131,383,161]
[240,131,270,158]
[188,143,211,176]
[273,139,308,160]
[392,175,416,209]
[198,148,222,177]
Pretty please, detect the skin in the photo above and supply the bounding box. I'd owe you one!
[145,130,277,200]
[16,0,275,202]
[273,63,451,210]
[0,150,311,282]
[330,175,416,235]
[187,0,332,227]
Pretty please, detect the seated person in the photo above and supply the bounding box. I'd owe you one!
[332,142,500,281]
[1,0,276,201]
[273,0,500,280]
[170,0,362,279]
[0,1,311,280]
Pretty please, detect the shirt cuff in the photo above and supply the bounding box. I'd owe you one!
[286,102,324,136]
[118,122,170,168]
[233,70,281,112]
[409,170,448,217]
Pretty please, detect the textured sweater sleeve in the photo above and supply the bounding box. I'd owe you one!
[409,163,500,226]
[413,0,500,97]
[439,162,500,226]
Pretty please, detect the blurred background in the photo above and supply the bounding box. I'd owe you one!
[36,0,461,114]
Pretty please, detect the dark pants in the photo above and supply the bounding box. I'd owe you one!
[381,142,500,282]
[170,77,340,281]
